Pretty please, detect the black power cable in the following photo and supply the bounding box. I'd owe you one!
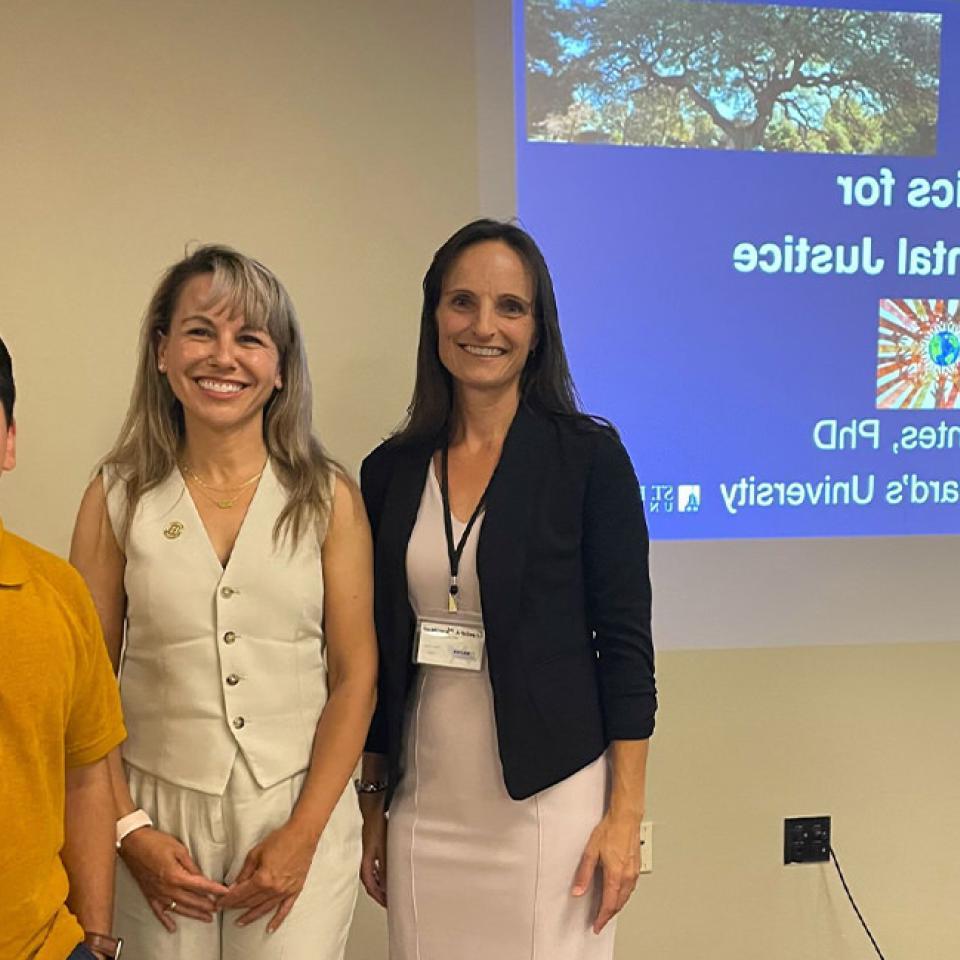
[829,845,886,960]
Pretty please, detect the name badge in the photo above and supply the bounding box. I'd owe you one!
[414,611,485,671]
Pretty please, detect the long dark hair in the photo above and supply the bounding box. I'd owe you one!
[395,219,586,444]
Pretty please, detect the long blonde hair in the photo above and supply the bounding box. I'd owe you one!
[103,244,334,545]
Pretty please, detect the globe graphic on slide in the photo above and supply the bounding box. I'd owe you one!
[928,330,960,368]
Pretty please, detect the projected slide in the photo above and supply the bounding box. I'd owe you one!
[516,0,959,539]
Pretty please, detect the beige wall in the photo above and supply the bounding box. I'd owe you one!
[1,3,956,958]
[0,0,478,550]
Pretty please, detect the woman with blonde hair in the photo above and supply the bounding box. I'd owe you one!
[71,245,376,960]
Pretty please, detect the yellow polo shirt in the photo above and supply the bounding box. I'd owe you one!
[0,518,125,960]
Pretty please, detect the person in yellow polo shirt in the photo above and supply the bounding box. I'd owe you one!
[0,334,127,960]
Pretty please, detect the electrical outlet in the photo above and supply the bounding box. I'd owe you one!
[639,820,653,873]
[783,815,831,864]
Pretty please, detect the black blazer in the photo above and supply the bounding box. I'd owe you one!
[360,404,656,802]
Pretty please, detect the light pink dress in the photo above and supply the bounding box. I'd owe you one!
[386,471,614,960]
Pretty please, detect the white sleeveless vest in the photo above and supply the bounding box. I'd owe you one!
[105,462,329,795]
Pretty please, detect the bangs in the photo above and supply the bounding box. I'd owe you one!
[200,257,293,349]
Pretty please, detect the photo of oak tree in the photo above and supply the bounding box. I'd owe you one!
[526,0,941,154]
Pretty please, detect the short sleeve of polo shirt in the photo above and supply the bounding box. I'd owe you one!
[63,576,125,767]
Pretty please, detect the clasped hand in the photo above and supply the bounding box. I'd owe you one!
[120,828,228,931]
[218,821,319,932]
[125,822,319,934]
[571,810,643,934]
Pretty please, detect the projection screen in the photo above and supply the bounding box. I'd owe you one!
[476,0,958,648]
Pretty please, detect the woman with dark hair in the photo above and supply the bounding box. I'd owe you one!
[357,219,656,958]
[70,245,377,960]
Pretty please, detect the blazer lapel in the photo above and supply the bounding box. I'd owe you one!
[376,442,432,669]
[477,404,550,648]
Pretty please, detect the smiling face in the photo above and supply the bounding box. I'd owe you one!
[435,240,537,400]
[156,272,282,436]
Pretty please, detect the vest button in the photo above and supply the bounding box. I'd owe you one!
[226,673,240,686]
[223,631,237,644]
[232,716,245,729]
[220,586,235,599]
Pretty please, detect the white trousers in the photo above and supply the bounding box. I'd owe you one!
[115,755,361,960]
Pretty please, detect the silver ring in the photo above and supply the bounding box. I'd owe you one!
[165,900,177,913]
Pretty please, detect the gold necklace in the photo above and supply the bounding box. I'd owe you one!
[188,482,255,510]
[181,463,265,510]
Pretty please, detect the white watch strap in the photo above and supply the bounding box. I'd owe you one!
[116,808,153,849]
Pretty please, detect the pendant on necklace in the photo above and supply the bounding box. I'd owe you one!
[216,498,235,509]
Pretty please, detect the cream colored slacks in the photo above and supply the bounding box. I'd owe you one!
[114,755,361,960]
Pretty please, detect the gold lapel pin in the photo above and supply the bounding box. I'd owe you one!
[163,521,185,540]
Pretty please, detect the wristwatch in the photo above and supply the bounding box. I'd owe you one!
[115,808,153,851]
[83,933,123,959]
[354,777,388,794]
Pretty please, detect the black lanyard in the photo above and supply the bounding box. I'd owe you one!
[440,445,495,612]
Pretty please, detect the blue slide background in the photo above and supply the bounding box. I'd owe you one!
[514,0,960,540]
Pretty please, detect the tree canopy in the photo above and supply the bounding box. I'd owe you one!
[526,0,941,154]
